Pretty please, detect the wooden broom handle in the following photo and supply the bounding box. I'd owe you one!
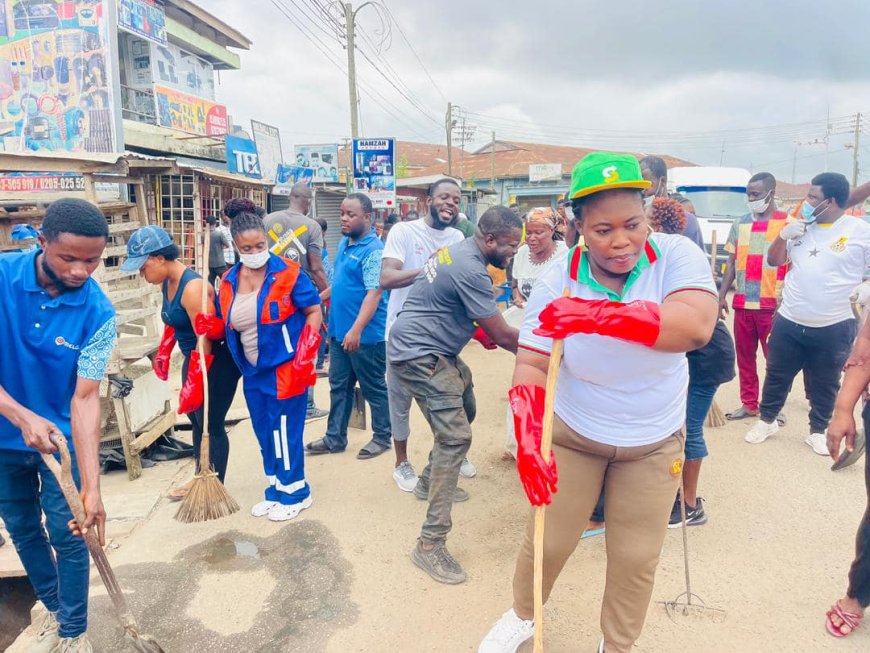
[197,227,211,471]
[533,288,570,653]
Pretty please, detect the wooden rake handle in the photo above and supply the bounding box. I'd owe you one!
[533,288,569,653]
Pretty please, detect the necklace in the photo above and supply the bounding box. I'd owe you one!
[528,246,557,266]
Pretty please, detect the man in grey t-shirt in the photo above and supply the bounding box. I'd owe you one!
[389,206,521,585]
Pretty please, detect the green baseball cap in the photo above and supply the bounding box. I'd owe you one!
[569,152,651,199]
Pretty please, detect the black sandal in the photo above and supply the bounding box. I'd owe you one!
[356,439,391,460]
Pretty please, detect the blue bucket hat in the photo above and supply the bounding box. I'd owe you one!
[120,226,174,272]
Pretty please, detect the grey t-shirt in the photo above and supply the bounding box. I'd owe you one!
[262,210,323,274]
[388,238,499,363]
[208,226,231,268]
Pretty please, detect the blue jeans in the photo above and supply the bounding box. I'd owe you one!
[0,450,89,637]
[323,339,391,450]
[685,382,719,461]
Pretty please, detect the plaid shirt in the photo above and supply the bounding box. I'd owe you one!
[724,211,789,310]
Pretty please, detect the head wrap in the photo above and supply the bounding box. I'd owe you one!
[526,207,559,231]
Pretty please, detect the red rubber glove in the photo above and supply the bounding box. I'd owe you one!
[153,325,176,381]
[177,350,213,415]
[283,324,322,397]
[194,312,225,340]
[509,384,558,506]
[533,297,661,347]
[472,326,498,350]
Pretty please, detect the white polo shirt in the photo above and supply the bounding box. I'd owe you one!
[779,216,870,328]
[383,220,464,338]
[519,233,717,447]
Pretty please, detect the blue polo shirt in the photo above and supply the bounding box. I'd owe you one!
[329,230,387,344]
[0,250,116,452]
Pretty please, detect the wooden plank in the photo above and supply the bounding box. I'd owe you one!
[107,287,159,304]
[112,395,142,481]
[89,176,144,185]
[98,269,137,283]
[83,174,98,204]
[107,220,141,234]
[102,245,128,258]
[116,307,158,326]
[130,409,177,453]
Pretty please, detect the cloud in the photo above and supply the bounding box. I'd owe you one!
[199,0,870,183]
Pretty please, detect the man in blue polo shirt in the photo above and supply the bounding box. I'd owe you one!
[306,192,392,459]
[0,198,115,653]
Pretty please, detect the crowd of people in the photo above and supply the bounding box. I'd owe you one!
[1,150,869,652]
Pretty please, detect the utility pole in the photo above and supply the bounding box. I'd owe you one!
[344,3,360,139]
[719,140,726,166]
[490,131,496,191]
[853,112,861,187]
[446,102,453,176]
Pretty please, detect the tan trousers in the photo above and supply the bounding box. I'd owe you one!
[512,416,684,653]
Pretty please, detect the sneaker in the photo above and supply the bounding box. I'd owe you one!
[32,611,59,653]
[414,481,469,502]
[805,432,829,456]
[305,408,328,423]
[460,457,477,478]
[267,496,313,522]
[745,419,779,444]
[411,539,466,584]
[393,461,419,492]
[250,500,279,517]
[51,633,92,653]
[668,497,707,528]
[478,608,534,653]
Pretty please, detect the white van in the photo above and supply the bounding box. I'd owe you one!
[668,166,751,274]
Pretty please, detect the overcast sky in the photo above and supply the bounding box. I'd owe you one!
[201,0,870,185]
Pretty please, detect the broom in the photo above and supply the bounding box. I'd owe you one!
[41,435,165,652]
[175,225,240,523]
[533,289,569,653]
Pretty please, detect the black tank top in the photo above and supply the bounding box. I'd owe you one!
[162,267,200,357]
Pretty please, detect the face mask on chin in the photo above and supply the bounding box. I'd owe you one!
[240,250,270,269]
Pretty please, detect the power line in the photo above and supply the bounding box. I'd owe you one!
[381,2,447,102]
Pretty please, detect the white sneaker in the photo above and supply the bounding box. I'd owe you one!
[393,461,418,492]
[460,457,477,478]
[597,638,605,653]
[745,419,779,444]
[478,608,534,653]
[31,611,59,653]
[51,633,92,653]
[250,500,279,517]
[805,432,829,456]
[267,496,313,522]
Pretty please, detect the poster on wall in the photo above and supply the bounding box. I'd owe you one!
[153,84,227,136]
[0,0,118,156]
[226,134,261,179]
[273,164,313,194]
[250,120,282,183]
[294,143,339,183]
[352,138,396,209]
[152,42,214,99]
[118,0,167,45]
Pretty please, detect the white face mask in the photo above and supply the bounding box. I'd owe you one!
[240,250,270,269]
[747,191,772,215]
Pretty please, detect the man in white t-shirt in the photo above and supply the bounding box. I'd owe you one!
[381,178,466,491]
[746,172,870,455]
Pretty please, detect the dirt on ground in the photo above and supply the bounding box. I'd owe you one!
[5,334,870,653]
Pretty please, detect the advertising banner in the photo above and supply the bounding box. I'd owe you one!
[0,0,117,156]
[529,163,563,182]
[153,84,227,136]
[119,0,167,45]
[0,172,84,193]
[251,120,282,183]
[226,134,261,179]
[352,138,396,209]
[273,164,313,195]
[152,42,214,99]
[294,143,340,183]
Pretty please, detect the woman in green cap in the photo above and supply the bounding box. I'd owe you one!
[480,152,719,653]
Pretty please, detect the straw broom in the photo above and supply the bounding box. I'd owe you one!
[42,435,165,652]
[175,226,239,523]
[533,289,569,653]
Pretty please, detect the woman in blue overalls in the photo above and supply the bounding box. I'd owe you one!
[196,210,323,522]
[121,226,237,499]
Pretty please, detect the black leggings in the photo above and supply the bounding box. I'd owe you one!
[181,342,241,483]
[848,405,870,607]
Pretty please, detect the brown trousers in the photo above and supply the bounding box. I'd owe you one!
[512,416,684,653]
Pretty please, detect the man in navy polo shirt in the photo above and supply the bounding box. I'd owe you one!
[0,198,115,653]
[306,192,392,459]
